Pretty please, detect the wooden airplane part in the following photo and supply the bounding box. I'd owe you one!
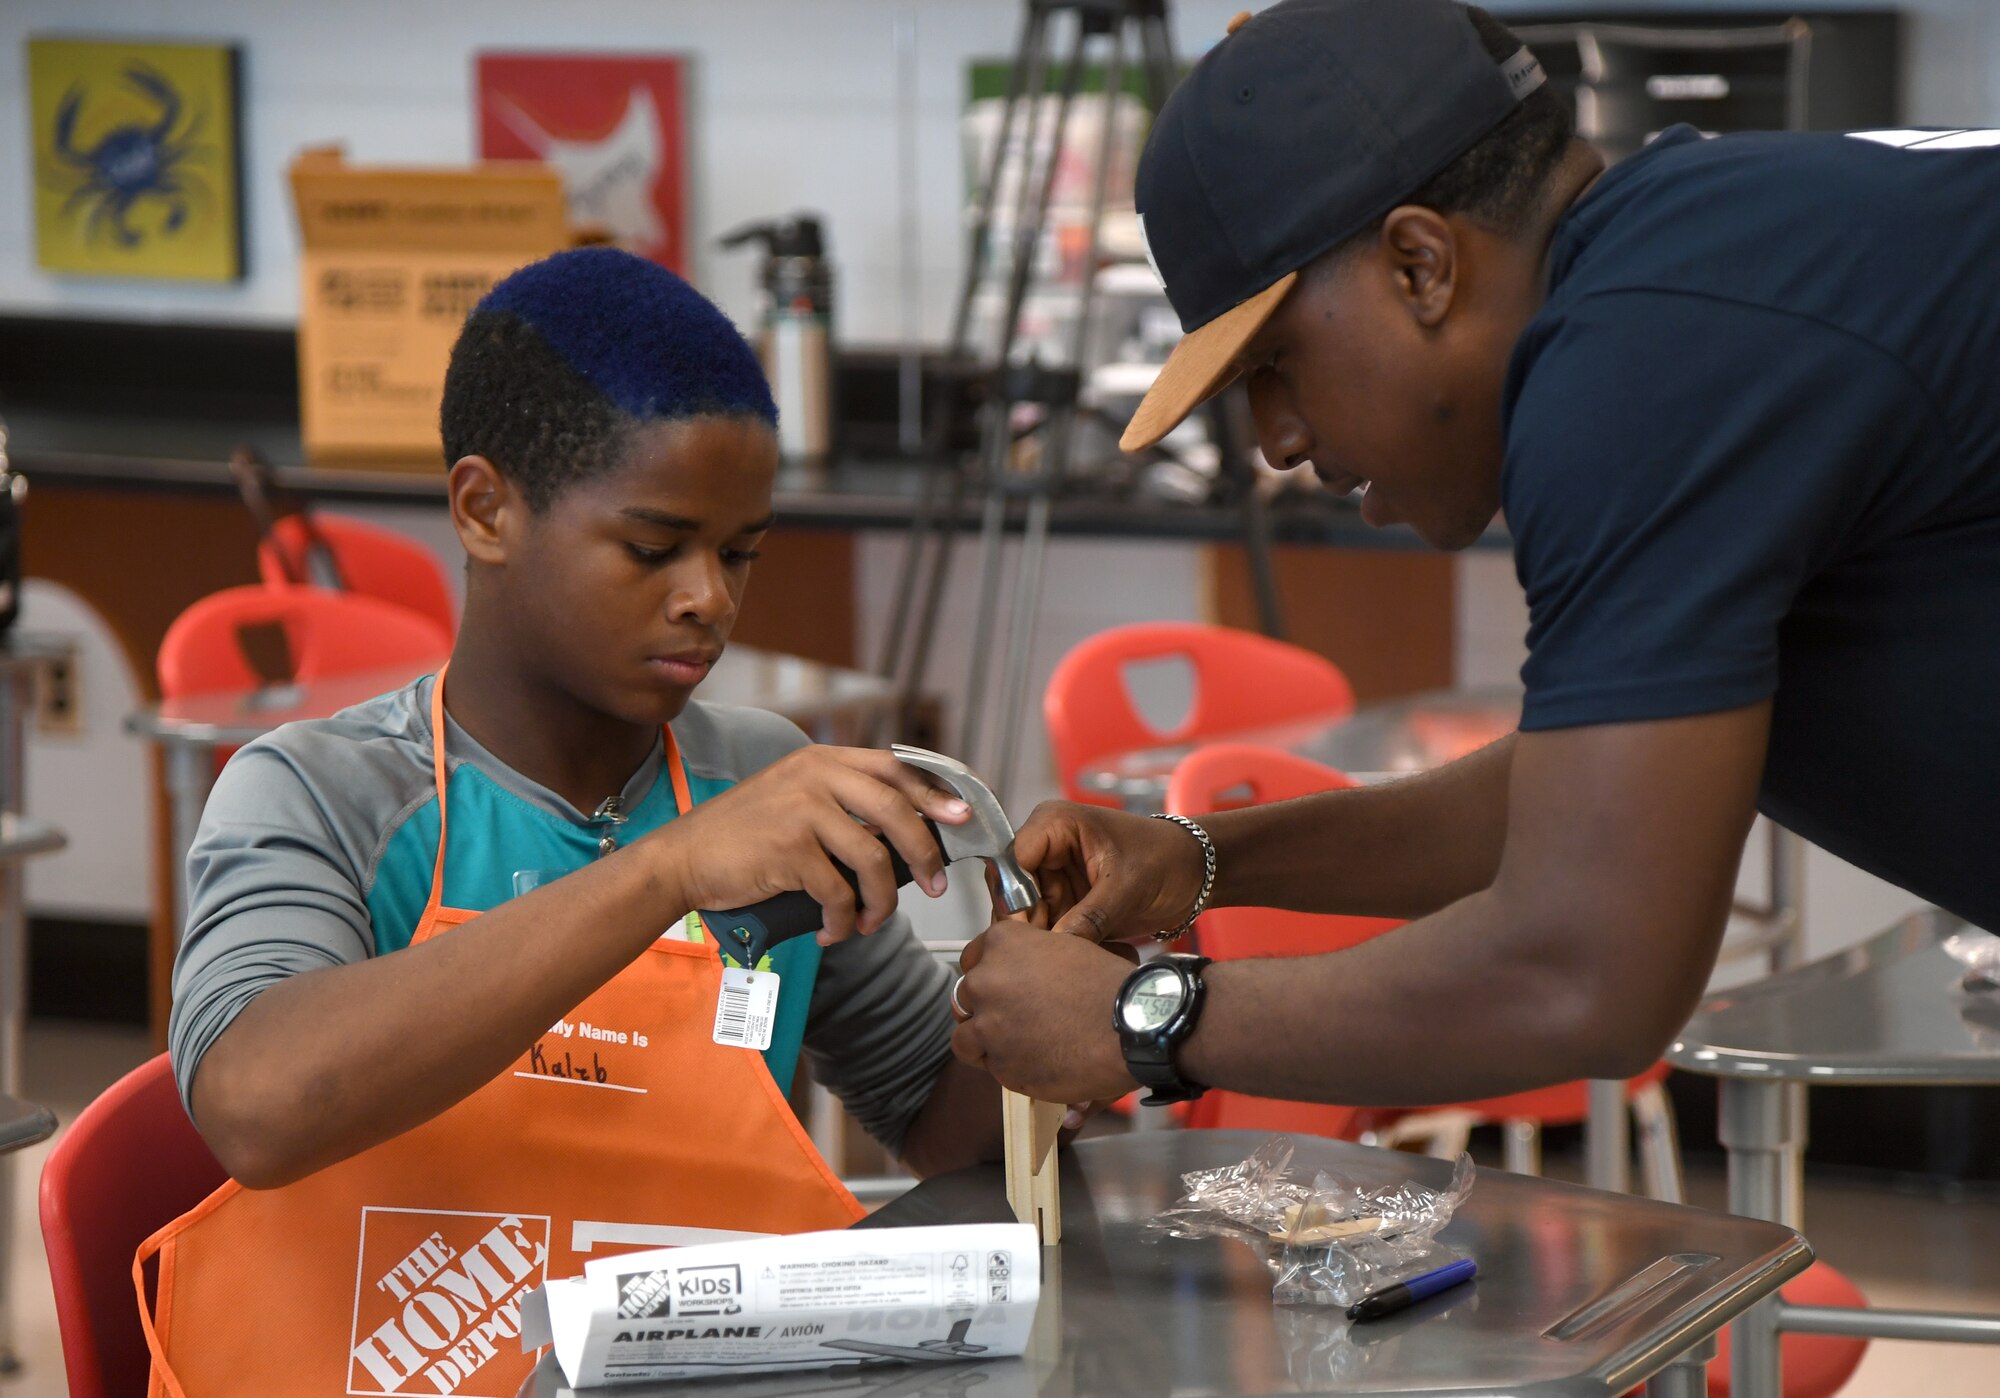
[1270,1207,1385,1246]
[1024,1210,1065,1384]
[1003,1089,1063,1245]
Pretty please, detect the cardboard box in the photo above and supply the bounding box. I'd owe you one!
[290,148,567,464]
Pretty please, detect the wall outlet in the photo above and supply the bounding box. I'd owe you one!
[36,648,81,737]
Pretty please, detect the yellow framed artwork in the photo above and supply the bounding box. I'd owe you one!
[28,36,244,281]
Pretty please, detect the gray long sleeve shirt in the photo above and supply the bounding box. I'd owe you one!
[169,676,955,1154]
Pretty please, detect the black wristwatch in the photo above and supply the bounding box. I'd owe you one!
[1113,954,1212,1106]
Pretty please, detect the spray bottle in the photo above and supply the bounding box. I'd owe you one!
[720,214,835,463]
[0,418,25,637]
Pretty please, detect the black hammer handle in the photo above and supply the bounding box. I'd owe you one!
[698,819,941,966]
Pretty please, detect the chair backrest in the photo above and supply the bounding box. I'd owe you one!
[257,513,457,641]
[1166,744,1398,1136]
[1166,743,1402,965]
[1045,623,1356,805]
[158,584,452,699]
[40,1055,228,1398]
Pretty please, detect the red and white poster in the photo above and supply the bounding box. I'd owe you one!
[476,53,687,273]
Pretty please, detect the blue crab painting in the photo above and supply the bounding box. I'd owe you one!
[46,63,212,248]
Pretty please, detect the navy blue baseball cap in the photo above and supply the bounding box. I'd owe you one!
[1122,0,1547,450]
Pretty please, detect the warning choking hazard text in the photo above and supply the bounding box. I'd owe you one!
[347,1208,550,1396]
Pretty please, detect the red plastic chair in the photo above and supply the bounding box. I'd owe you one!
[1166,744,1678,1171]
[257,513,457,641]
[1045,622,1355,806]
[1166,745,1400,1138]
[1709,1260,1869,1398]
[158,584,451,700]
[40,1055,228,1398]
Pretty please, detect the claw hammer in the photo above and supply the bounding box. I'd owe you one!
[699,744,1040,968]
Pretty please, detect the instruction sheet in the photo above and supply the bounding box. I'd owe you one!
[521,1223,1040,1387]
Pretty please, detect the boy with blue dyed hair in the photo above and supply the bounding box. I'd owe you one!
[171,247,1003,1191]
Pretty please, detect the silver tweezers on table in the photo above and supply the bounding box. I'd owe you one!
[520,1129,1809,1397]
[1670,907,2000,1398]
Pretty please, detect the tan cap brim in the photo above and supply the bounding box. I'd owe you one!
[1119,272,1297,453]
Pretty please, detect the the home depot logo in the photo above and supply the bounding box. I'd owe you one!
[616,1267,673,1320]
[347,1208,550,1396]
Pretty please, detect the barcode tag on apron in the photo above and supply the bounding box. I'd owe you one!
[713,966,779,1051]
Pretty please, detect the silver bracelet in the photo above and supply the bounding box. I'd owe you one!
[1149,813,1217,942]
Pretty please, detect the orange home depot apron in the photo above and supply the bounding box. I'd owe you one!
[136,670,863,1398]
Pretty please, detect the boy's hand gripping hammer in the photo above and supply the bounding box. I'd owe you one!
[699,744,1039,967]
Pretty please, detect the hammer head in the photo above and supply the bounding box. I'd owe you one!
[891,744,1040,914]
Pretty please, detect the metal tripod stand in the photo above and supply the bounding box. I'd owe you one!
[878,0,1186,801]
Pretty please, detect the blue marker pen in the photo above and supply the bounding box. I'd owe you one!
[1345,1257,1478,1322]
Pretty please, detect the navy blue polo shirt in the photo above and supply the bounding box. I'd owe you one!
[1503,126,2000,931]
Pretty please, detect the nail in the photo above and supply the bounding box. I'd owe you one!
[928,871,947,896]
[1063,1110,1085,1131]
[816,931,834,947]
[942,799,970,818]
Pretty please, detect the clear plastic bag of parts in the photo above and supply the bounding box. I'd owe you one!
[1148,1136,1475,1307]
[1946,928,2000,1050]
[1945,927,2000,995]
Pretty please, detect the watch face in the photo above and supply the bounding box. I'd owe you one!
[1120,964,1185,1033]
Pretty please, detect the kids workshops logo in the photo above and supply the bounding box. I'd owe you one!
[348,1208,550,1396]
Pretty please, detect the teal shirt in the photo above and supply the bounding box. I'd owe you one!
[364,748,822,1095]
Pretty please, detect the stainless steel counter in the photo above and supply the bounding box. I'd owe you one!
[0,1095,54,1156]
[1075,686,1522,810]
[126,646,896,752]
[519,1130,1810,1397]
[12,411,1510,552]
[1669,908,2000,1084]
[0,814,66,864]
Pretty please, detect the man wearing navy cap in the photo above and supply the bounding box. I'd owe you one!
[950,0,2000,1112]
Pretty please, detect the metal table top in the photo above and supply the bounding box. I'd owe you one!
[0,634,73,678]
[521,1131,1808,1398]
[125,645,897,748]
[0,814,65,863]
[0,1096,55,1155]
[126,658,448,747]
[1669,907,2000,1085]
[1076,687,1522,810]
